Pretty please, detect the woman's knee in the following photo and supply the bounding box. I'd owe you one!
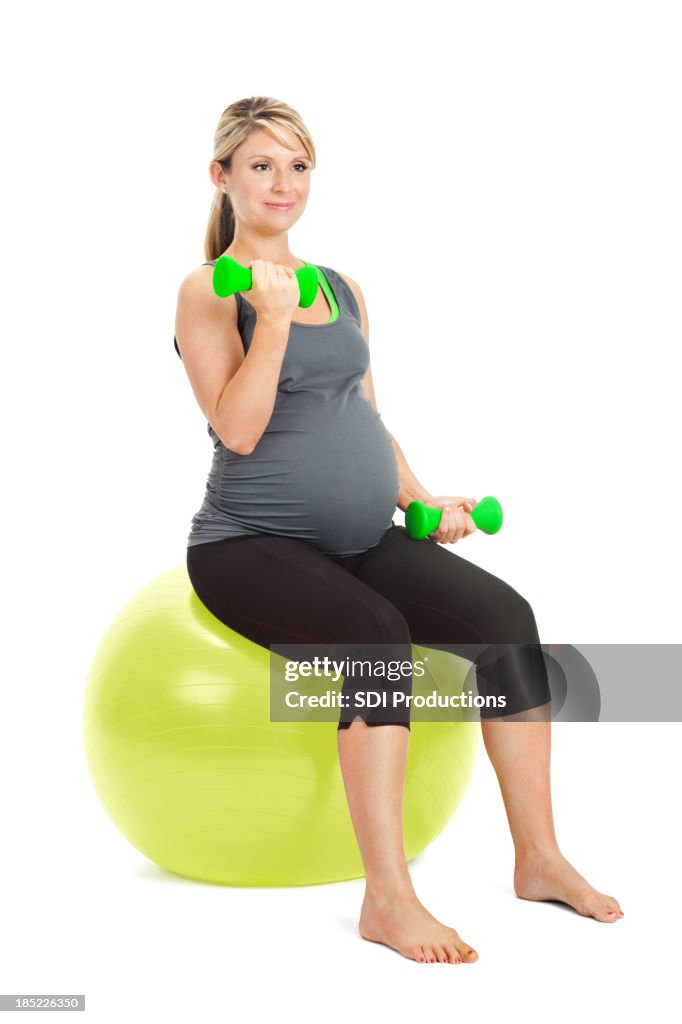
[468,587,547,718]
[504,587,539,642]
[474,579,539,644]
[331,597,413,717]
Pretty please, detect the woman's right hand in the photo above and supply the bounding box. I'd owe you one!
[245,259,300,325]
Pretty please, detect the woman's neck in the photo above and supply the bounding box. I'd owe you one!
[226,237,303,271]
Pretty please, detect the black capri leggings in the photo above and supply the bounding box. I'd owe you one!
[186,522,551,730]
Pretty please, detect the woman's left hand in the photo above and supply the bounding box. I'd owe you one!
[422,494,478,545]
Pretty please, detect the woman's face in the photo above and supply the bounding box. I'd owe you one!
[216,126,312,233]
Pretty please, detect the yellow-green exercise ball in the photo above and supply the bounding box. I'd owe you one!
[83,566,478,887]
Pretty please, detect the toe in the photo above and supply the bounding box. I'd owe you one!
[458,942,479,962]
[599,899,621,922]
[415,947,427,963]
[444,942,462,964]
[575,887,621,923]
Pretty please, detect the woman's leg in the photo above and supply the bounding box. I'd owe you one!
[187,534,475,964]
[481,720,624,921]
[336,707,480,965]
[352,525,624,923]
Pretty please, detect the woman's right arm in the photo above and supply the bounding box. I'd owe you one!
[174,261,297,455]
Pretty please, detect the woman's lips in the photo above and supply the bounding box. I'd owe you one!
[265,202,295,210]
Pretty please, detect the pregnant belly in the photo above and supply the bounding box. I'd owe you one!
[219,397,399,555]
[301,401,399,553]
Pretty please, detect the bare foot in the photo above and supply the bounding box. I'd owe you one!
[514,847,624,923]
[359,885,479,965]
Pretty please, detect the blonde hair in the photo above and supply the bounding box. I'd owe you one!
[205,96,316,260]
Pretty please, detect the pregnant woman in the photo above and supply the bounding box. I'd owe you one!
[174,96,623,965]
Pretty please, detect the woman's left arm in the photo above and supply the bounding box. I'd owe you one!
[339,272,477,542]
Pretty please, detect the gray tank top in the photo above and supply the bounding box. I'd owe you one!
[177,261,399,555]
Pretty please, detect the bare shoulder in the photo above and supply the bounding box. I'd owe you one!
[176,261,237,325]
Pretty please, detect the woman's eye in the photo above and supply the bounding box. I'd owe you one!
[252,162,308,172]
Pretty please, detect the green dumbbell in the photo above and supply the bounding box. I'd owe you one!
[212,255,319,307]
[405,495,504,540]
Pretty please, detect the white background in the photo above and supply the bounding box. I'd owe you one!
[1,1,680,1020]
